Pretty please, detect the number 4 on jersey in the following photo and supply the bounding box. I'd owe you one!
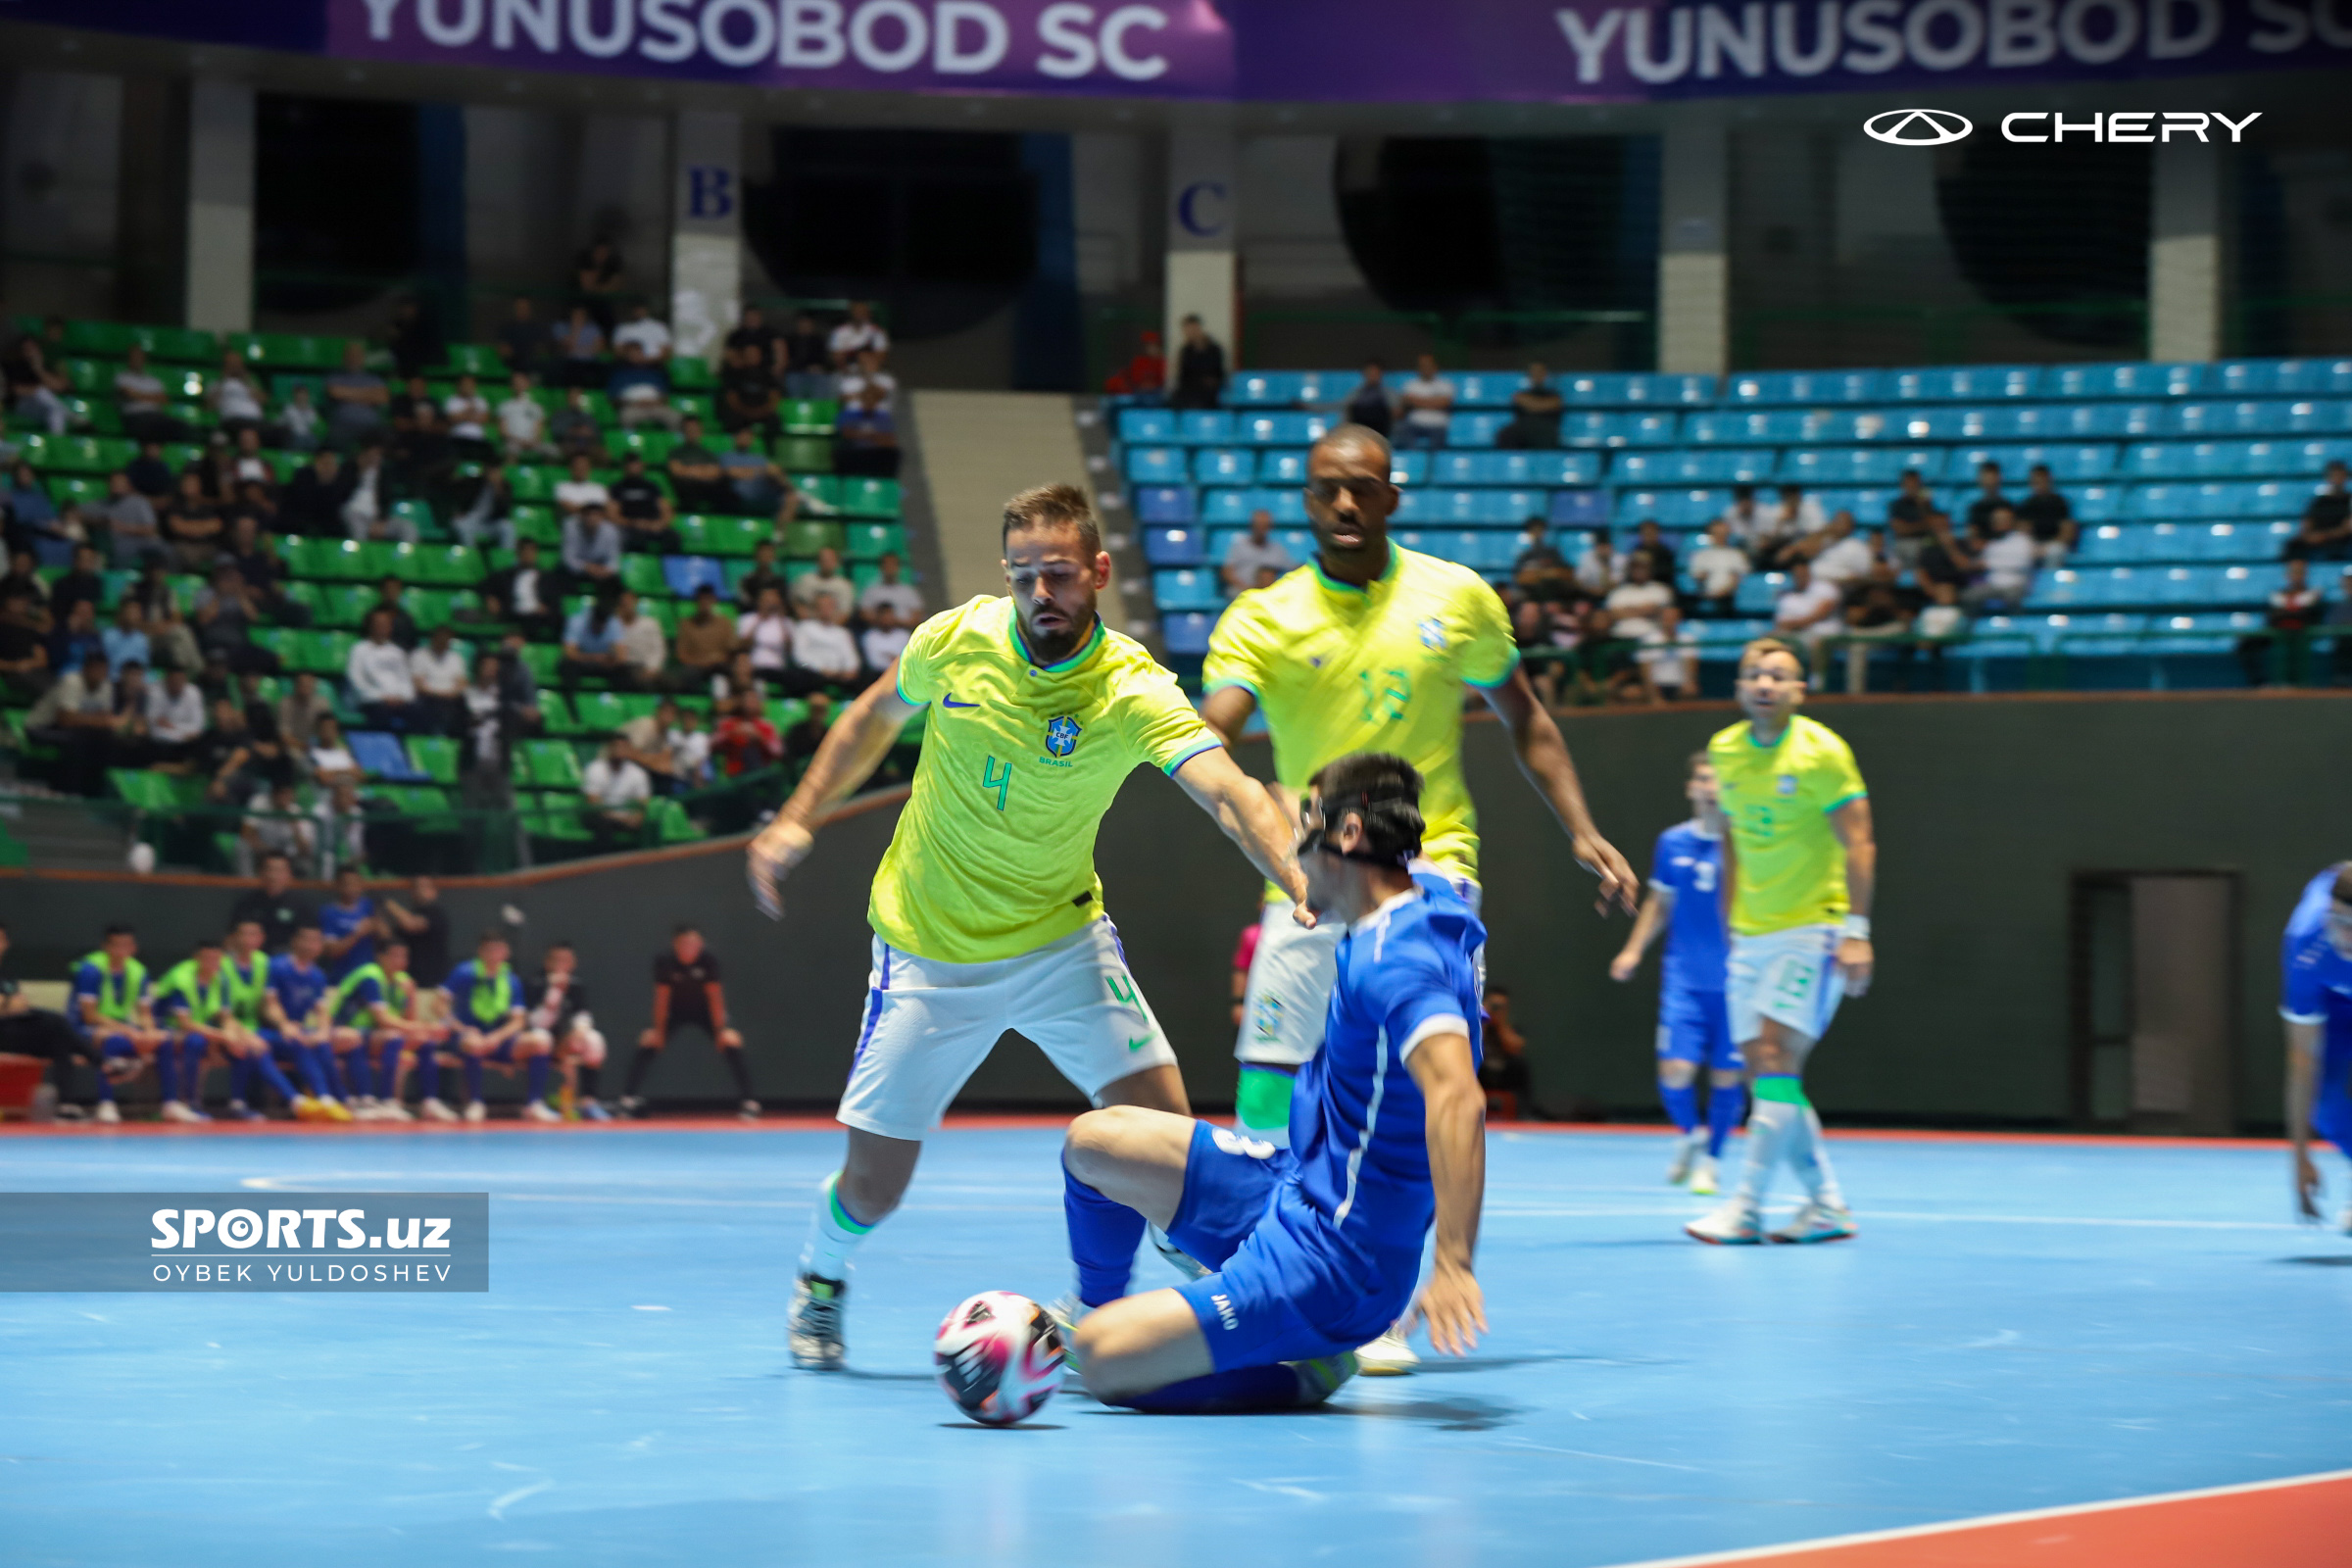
[981,757,1011,810]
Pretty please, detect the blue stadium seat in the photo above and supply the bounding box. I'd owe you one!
[2252,439,2346,474]
[1549,490,1607,525]
[1947,443,2115,481]
[1889,367,2034,402]
[1684,410,1806,445]
[1446,413,1508,447]
[1433,452,1496,485]
[1559,372,1632,405]
[1813,486,1895,521]
[1618,412,1682,447]
[2047,363,2207,400]
[1191,448,1254,484]
[1559,412,1620,447]
[1205,528,1315,566]
[1117,408,1176,443]
[1401,489,1487,525]
[2026,569,2092,610]
[1143,527,1205,567]
[2274,360,2352,396]
[1134,486,1195,524]
[2212,362,2285,398]
[1808,411,1901,444]
[1161,612,1213,657]
[2245,519,2297,557]
[2039,612,2149,654]
[662,556,729,598]
[1124,447,1185,484]
[2129,482,2233,520]
[2172,401,2283,437]
[1724,369,1884,406]
[1199,487,1307,525]
[2136,522,2194,562]
[2247,479,2320,517]
[1946,615,2037,661]
[2122,442,2224,479]
[1515,451,1596,485]
[2216,564,2285,604]
[1618,488,1729,527]
[2070,485,2124,522]
[1235,412,1328,446]
[1387,450,1428,485]
[1451,372,1520,409]
[1153,569,1223,612]
[1176,411,1234,444]
[1625,373,1717,406]
[1733,572,1785,615]
[1473,489,1548,525]
[1254,449,1307,485]
[2073,525,2136,565]
[1223,371,1308,408]
[1609,453,1674,488]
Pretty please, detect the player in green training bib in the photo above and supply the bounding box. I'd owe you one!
[1685,637,1878,1248]
[746,483,1309,1372]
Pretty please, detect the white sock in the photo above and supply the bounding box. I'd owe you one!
[1736,1101,1798,1206]
[798,1172,875,1282]
[1787,1104,1845,1209]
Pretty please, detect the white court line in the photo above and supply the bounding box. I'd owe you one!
[1592,1465,2352,1567]
[486,1479,554,1521]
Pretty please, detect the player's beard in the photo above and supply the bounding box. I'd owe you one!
[1019,601,1095,666]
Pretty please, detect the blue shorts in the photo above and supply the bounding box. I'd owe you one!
[81,1030,140,1058]
[2314,1041,2352,1154]
[1165,1120,1415,1372]
[1656,987,1740,1071]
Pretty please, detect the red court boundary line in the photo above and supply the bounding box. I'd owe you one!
[0,1115,2289,1148]
[1603,1468,2352,1568]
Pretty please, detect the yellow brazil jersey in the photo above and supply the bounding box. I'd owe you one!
[1201,547,1519,885]
[1707,712,1868,936]
[871,596,1222,964]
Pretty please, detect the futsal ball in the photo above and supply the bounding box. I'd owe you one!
[126,842,155,874]
[933,1291,1065,1426]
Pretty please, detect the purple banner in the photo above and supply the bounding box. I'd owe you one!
[14,0,2352,101]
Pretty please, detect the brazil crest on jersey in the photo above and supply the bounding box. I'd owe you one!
[1201,547,1518,885]
[874,596,1222,964]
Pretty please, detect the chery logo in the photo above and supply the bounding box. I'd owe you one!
[1863,109,1973,146]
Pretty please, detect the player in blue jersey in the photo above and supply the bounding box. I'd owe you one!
[318,866,381,982]
[1610,753,1741,1196]
[435,930,544,1124]
[70,924,164,1126]
[1057,753,1489,1411]
[2281,863,2352,1233]
[265,923,352,1122]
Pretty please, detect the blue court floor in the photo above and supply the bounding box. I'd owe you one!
[3,1123,2350,1567]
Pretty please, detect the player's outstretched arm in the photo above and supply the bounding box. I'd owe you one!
[1406,1030,1488,1356]
[1477,671,1638,915]
[1610,886,1670,981]
[746,661,922,919]
[2286,1018,2324,1220]
[1829,797,1876,997]
[1171,746,1312,921]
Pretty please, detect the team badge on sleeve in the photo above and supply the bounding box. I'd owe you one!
[1045,715,1083,758]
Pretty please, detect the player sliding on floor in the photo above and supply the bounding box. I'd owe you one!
[1611,753,1741,1196]
[1199,421,1636,1372]
[745,483,1309,1371]
[1058,754,1488,1412]
[2280,863,2352,1235]
[1687,638,1876,1246]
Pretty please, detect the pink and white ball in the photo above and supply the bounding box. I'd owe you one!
[933,1291,1066,1426]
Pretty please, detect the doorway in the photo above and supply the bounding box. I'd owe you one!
[2070,872,2239,1134]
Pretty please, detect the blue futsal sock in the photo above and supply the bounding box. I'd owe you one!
[377,1040,405,1102]
[526,1055,551,1104]
[156,1041,182,1104]
[1063,1162,1146,1309]
[179,1036,210,1106]
[229,1055,254,1104]
[463,1056,486,1103]
[338,1049,371,1100]
[1107,1363,1306,1413]
[294,1046,333,1098]
[250,1053,297,1104]
[1659,1080,1699,1135]
[416,1049,440,1102]
[1705,1080,1746,1158]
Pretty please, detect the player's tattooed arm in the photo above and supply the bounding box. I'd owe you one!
[1829,797,1876,997]
[2286,1018,2325,1220]
[1406,1030,1488,1357]
[1172,746,1314,923]
[1477,669,1639,916]
[1609,885,1671,982]
[747,659,924,919]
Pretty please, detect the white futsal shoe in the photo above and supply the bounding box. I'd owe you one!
[2333,1199,2352,1237]
[1356,1322,1420,1376]
[523,1100,562,1123]
[789,1272,849,1370]
[160,1100,206,1124]
[376,1101,415,1123]
[1664,1131,1703,1186]
[94,1100,122,1124]
[1688,1154,1720,1196]
[463,1100,488,1123]
[1769,1201,1858,1245]
[1684,1198,1762,1245]
[419,1097,459,1122]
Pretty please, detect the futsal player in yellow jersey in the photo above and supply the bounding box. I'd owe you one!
[1200,422,1637,1372]
[747,484,1307,1369]
[1686,637,1878,1247]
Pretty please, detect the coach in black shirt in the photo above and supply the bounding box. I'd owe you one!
[617,923,757,1119]
[227,853,315,952]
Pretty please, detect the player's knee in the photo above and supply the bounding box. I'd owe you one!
[1063,1105,1150,1185]
[1658,1059,1697,1090]
[1709,1069,1744,1092]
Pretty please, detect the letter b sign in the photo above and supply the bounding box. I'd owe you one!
[687,166,735,221]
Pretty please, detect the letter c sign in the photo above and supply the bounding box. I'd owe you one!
[1175,180,1226,239]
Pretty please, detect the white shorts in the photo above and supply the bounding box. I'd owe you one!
[1727,925,1845,1047]
[837,919,1179,1141]
[1236,864,1480,1068]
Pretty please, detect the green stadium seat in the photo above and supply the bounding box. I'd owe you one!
[249,627,301,666]
[135,325,219,364]
[673,515,720,554]
[526,802,594,844]
[437,344,505,377]
[648,798,706,844]
[606,428,676,464]
[230,333,352,371]
[568,692,628,733]
[44,474,109,510]
[108,769,182,810]
[783,400,840,435]
[279,537,345,580]
[776,436,834,472]
[277,581,324,622]
[57,359,108,395]
[390,500,436,536]
[710,516,769,557]
[838,478,903,518]
[668,356,715,390]
[508,466,563,503]
[163,401,218,431]
[405,735,460,786]
[779,521,844,559]
[519,739,584,791]
[615,694,662,723]
[411,590,473,631]
[158,441,206,471]
[62,320,137,357]
[511,505,562,546]
[518,643,562,683]
[411,544,485,586]
[672,394,715,426]
[842,522,906,562]
[535,690,578,735]
[620,556,669,597]
[792,474,844,511]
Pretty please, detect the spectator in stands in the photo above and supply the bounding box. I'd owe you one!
[563,500,624,591]
[726,304,783,381]
[191,696,260,804]
[347,609,418,731]
[1564,607,1641,707]
[1170,314,1226,412]
[1604,553,1674,640]
[227,851,314,946]
[386,296,440,380]
[0,585,48,703]
[3,461,66,563]
[123,440,173,503]
[609,341,677,430]
[1220,510,1293,596]
[551,388,604,463]
[1964,506,2035,612]
[719,348,782,435]
[673,585,735,682]
[554,452,611,520]
[790,547,854,619]
[1396,353,1455,452]
[194,566,273,672]
[235,669,287,779]
[735,538,788,613]
[737,585,792,682]
[581,736,652,850]
[441,373,493,460]
[610,452,679,554]
[553,303,607,388]
[460,652,517,801]
[482,537,561,643]
[828,300,890,370]
[3,332,68,432]
[1886,468,1936,570]
[314,778,369,876]
[1715,483,1766,553]
[102,601,151,674]
[0,546,47,615]
[1766,483,1825,549]
[240,782,318,879]
[1633,604,1698,704]
[211,349,267,436]
[1341,362,1394,435]
[786,596,862,695]
[112,344,177,442]
[1576,531,1623,595]
[714,689,784,776]
[1838,581,1915,693]
[144,663,206,763]
[613,301,671,363]
[2017,463,2078,565]
[615,695,683,781]
[99,471,164,567]
[411,625,468,737]
[278,384,322,452]
[308,712,364,791]
[859,595,910,679]
[1773,561,1843,678]
[325,341,390,445]
[2285,461,2352,564]
[1801,512,1875,591]
[1512,519,1575,601]
[782,689,833,769]
[665,706,712,788]
[49,543,101,629]
[497,372,552,461]
[2246,556,2325,686]
[666,416,731,514]
[1496,364,1565,450]
[226,427,275,492]
[782,310,834,399]
[449,464,514,554]
[1629,517,1676,584]
[711,649,762,716]
[1962,460,2008,536]
[859,552,922,626]
[163,470,224,571]
[612,590,667,691]
[24,650,119,792]
[835,349,901,478]
[344,446,416,545]
[275,669,327,757]
[497,295,546,378]
[367,575,418,650]
[720,427,789,514]
[560,593,627,688]
[279,449,349,537]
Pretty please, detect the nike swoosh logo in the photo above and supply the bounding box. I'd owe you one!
[943,696,979,709]
[1127,1036,1152,1052]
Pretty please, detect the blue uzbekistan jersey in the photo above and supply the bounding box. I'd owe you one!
[1283,880,1487,1274]
[440,960,525,1028]
[318,897,375,981]
[71,958,150,1030]
[1651,821,1728,996]
[2280,869,2352,1048]
[267,955,332,1028]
